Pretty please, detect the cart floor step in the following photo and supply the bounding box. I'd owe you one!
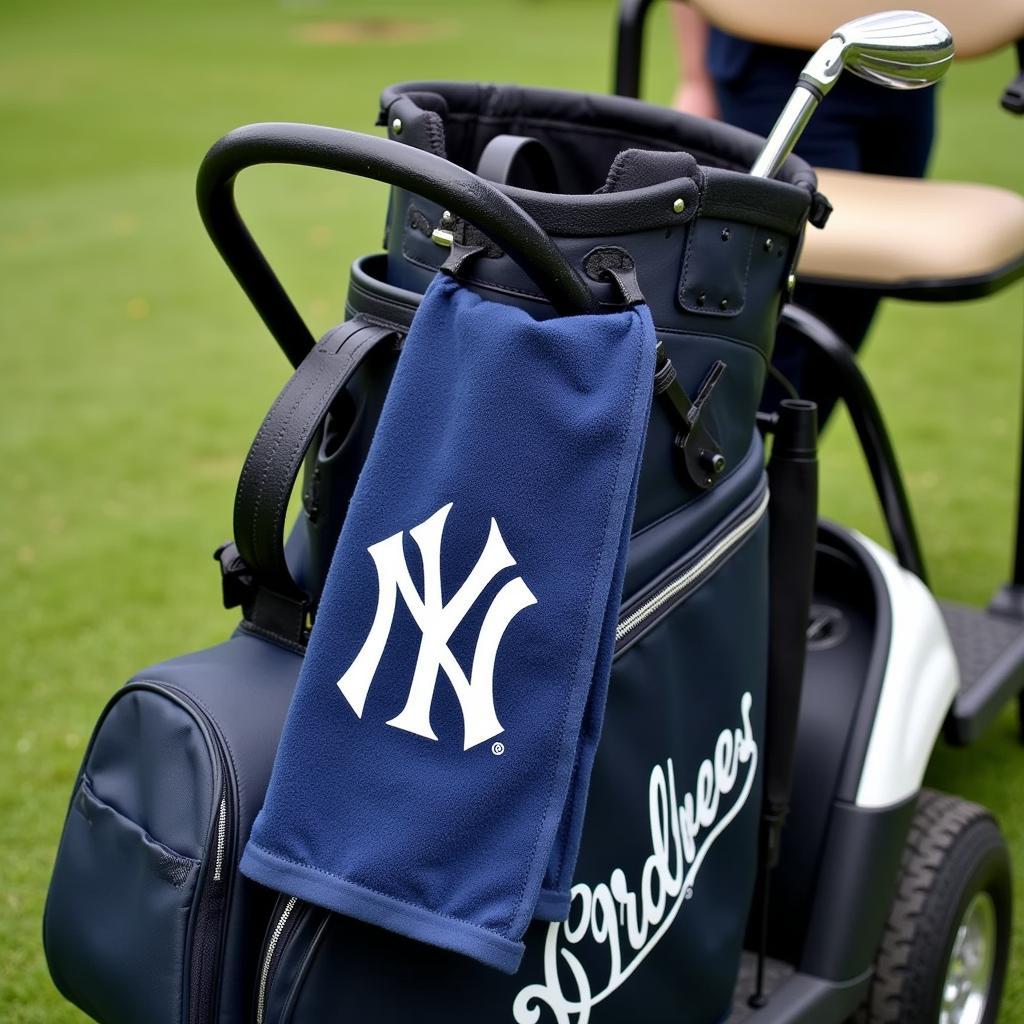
[729,953,795,1020]
[940,601,1024,744]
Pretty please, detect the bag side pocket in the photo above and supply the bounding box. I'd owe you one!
[43,684,225,1024]
[44,777,200,1024]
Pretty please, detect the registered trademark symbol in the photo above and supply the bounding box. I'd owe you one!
[492,741,505,756]
[684,887,694,901]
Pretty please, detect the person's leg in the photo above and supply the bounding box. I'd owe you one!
[715,48,879,419]
[784,84,935,420]
[772,285,882,422]
[714,44,935,175]
[857,85,936,178]
[714,46,935,422]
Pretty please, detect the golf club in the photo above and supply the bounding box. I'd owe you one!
[749,10,955,179]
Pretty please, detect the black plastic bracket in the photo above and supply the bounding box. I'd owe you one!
[809,191,834,230]
[441,240,488,277]
[654,344,727,490]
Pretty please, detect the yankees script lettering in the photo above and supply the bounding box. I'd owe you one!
[514,693,758,1024]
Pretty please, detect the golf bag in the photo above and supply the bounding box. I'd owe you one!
[43,82,823,1024]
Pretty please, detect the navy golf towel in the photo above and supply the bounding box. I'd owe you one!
[241,274,656,972]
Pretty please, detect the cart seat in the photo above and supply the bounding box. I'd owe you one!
[797,168,1024,300]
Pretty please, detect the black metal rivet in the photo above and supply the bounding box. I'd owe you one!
[721,228,731,242]
[697,292,706,307]
[719,298,729,310]
[764,238,773,252]
[701,451,727,475]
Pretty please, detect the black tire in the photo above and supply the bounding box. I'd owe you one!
[858,789,1012,1024]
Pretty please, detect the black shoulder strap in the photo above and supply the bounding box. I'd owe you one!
[224,317,399,646]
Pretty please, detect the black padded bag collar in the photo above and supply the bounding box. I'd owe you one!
[378,81,825,232]
[378,81,818,187]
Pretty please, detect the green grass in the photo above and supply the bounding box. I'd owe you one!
[1,0,1021,1019]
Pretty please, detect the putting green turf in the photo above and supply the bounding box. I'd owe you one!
[1,0,1021,1019]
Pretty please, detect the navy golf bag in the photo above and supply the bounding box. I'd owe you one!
[44,82,823,1024]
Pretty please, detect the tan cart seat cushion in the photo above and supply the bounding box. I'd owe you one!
[693,0,1024,59]
[797,168,1024,292]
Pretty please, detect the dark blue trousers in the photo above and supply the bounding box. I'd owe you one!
[710,34,936,421]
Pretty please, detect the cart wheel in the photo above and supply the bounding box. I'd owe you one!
[858,789,1011,1024]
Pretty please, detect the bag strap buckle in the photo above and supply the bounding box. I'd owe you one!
[214,541,311,650]
[214,541,255,611]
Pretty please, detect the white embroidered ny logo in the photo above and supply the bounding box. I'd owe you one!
[336,503,537,750]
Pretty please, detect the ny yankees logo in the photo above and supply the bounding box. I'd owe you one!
[336,502,537,750]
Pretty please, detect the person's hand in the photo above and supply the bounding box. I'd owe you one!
[673,78,719,119]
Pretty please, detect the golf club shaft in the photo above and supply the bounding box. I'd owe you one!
[749,86,820,179]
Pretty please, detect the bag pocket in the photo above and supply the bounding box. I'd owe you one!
[616,485,769,654]
[45,778,199,1023]
[547,482,769,1024]
[44,683,234,1024]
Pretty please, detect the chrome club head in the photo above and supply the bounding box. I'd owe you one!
[804,10,955,94]
[750,10,954,178]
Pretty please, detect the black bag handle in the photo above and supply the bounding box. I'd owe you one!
[196,123,599,368]
[223,317,400,647]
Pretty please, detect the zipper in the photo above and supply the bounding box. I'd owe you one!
[257,896,299,1024]
[213,798,227,882]
[176,692,234,1024]
[163,687,234,1024]
[615,488,769,649]
[128,681,235,1024]
[187,793,228,1024]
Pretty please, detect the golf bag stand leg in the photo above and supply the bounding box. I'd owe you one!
[750,398,819,1006]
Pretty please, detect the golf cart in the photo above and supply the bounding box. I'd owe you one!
[614,3,1024,1021]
